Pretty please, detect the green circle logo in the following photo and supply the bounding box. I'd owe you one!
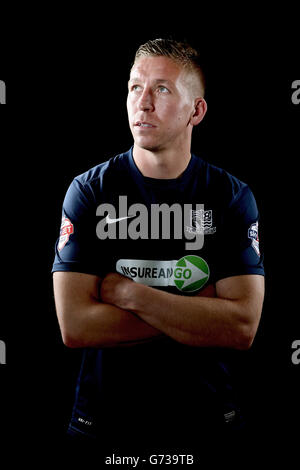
[174,255,210,292]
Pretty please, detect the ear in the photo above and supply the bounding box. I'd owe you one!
[189,98,207,126]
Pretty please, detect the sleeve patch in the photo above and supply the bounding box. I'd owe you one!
[58,215,74,251]
[248,221,260,256]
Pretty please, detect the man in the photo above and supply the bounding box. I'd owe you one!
[52,39,264,449]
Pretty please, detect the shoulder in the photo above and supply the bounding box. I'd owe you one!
[74,150,131,188]
[194,154,253,207]
[63,150,131,213]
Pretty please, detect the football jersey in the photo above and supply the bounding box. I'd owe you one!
[52,147,264,442]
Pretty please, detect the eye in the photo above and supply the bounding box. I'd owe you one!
[131,84,142,92]
[157,86,169,94]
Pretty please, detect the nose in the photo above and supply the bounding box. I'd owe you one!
[138,88,154,112]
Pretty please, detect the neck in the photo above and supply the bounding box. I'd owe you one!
[132,145,191,179]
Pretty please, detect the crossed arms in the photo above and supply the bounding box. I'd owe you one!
[53,271,264,350]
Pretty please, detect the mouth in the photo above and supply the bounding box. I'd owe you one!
[134,121,156,128]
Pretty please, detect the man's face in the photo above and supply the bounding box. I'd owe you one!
[127,56,196,153]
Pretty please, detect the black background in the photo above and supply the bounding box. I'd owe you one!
[0,9,299,465]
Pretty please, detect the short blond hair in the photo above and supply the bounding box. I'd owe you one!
[133,38,206,97]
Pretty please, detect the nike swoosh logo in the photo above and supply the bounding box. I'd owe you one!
[106,214,135,224]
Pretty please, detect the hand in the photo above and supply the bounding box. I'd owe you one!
[100,272,135,310]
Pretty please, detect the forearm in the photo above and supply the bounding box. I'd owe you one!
[62,299,164,348]
[53,272,164,349]
[96,272,263,349]
[78,300,164,348]
[118,283,254,349]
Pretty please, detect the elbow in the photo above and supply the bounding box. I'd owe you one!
[61,330,85,349]
[60,325,86,348]
[58,312,88,349]
[236,322,258,350]
[58,309,109,349]
[235,300,263,350]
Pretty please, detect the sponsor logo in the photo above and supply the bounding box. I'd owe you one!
[96,196,216,250]
[173,255,210,292]
[0,80,6,104]
[106,214,135,224]
[248,221,260,256]
[58,215,74,251]
[116,255,209,293]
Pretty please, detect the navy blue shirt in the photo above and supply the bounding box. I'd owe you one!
[52,148,264,441]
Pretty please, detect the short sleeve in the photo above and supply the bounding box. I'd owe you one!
[51,178,102,276]
[214,185,264,282]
